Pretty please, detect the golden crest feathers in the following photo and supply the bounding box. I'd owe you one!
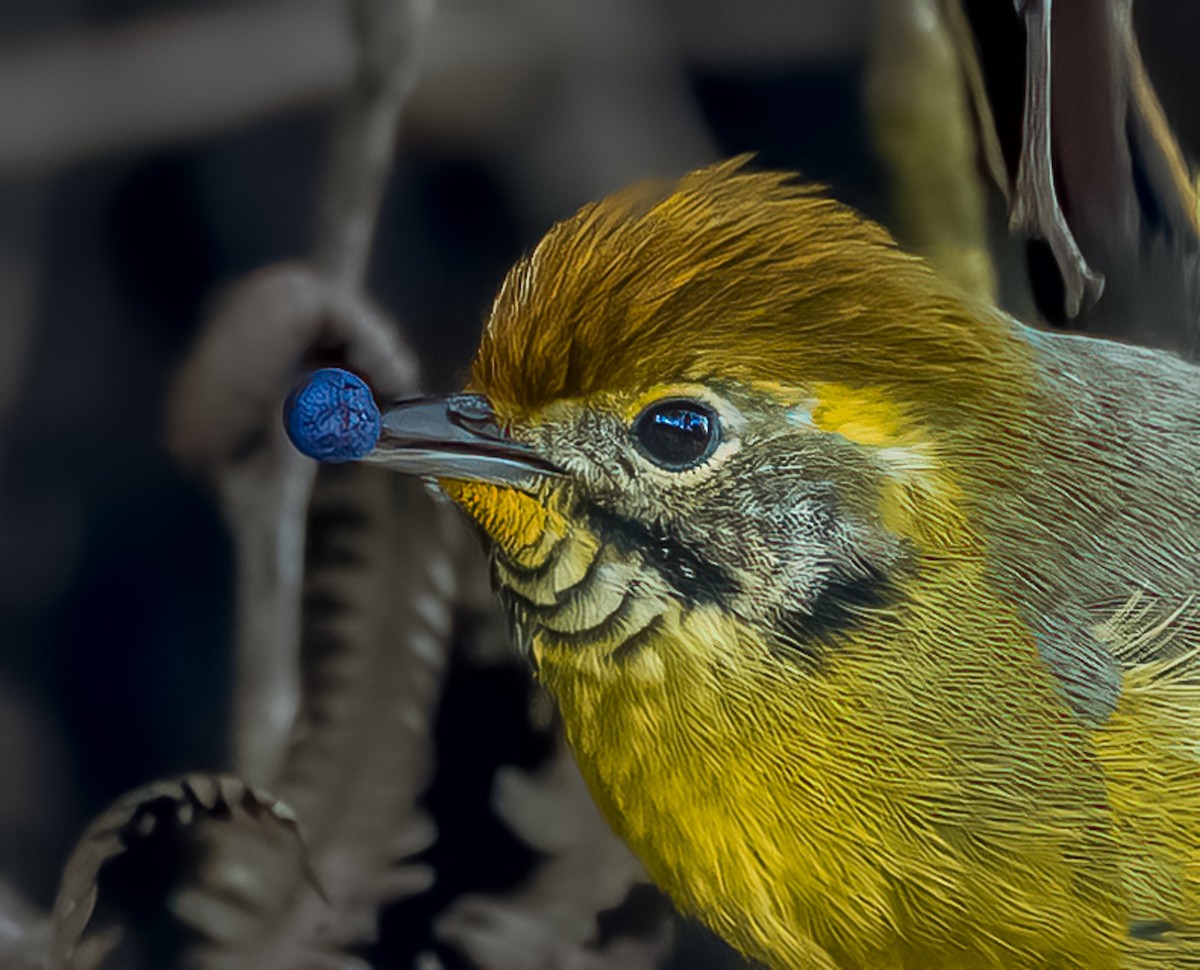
[471,157,1033,420]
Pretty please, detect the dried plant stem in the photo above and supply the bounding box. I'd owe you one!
[228,0,435,781]
[314,0,437,288]
[1009,0,1105,318]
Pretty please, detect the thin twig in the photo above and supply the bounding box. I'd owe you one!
[1009,0,1105,318]
[224,0,435,782]
[314,0,437,288]
[162,1,440,965]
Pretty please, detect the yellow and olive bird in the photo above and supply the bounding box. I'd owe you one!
[367,160,1200,968]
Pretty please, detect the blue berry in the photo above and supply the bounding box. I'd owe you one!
[284,368,381,462]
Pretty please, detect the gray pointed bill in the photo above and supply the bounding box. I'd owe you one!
[365,393,562,487]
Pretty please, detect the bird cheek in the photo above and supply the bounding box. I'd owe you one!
[440,479,567,569]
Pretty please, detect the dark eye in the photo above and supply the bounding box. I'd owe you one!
[631,399,721,471]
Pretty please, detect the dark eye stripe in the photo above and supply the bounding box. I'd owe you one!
[584,503,739,607]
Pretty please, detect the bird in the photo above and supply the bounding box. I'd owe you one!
[309,158,1200,968]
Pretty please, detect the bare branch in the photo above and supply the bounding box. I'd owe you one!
[175,470,455,969]
[0,1,354,177]
[52,776,307,970]
[1009,0,1105,318]
[161,1,449,965]
[166,264,416,781]
[314,0,437,287]
[0,1,874,179]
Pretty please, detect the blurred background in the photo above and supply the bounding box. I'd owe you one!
[1,1,1198,967]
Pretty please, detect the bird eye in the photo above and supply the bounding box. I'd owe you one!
[631,399,721,471]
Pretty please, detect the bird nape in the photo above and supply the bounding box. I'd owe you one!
[320,159,1200,969]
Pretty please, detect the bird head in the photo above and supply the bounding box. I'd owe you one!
[372,158,1036,680]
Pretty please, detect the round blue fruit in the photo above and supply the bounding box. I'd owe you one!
[284,368,381,462]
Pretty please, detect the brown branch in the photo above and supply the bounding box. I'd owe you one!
[158,1,441,964]
[212,0,434,782]
[167,264,416,782]
[0,2,354,177]
[0,1,855,180]
[314,0,436,287]
[51,776,307,970]
[1008,0,1105,318]
[954,0,1200,350]
[167,0,433,785]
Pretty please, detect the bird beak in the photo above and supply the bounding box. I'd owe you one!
[367,394,562,487]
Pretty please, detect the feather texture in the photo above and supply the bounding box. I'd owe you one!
[443,160,1200,968]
